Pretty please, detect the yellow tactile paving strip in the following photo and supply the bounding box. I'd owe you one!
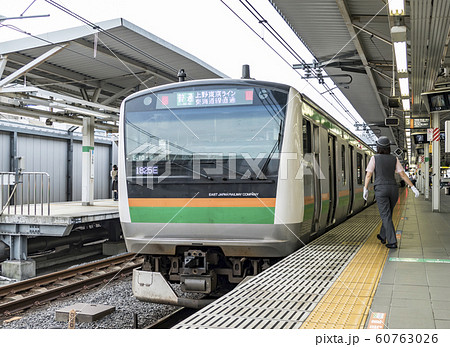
[301,194,405,329]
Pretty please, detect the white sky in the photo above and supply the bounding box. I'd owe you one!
[0,0,373,142]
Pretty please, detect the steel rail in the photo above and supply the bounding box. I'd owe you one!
[0,253,138,298]
[0,253,143,316]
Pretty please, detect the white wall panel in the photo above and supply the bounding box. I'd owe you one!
[0,126,113,203]
[18,134,67,202]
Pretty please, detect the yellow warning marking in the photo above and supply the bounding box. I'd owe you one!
[300,193,405,329]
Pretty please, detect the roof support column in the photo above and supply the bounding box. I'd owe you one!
[424,145,430,200]
[0,55,7,78]
[431,112,440,212]
[81,116,95,206]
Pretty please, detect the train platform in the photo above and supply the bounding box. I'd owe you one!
[174,189,450,329]
[0,200,120,280]
[0,199,119,236]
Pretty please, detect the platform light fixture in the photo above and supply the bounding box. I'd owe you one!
[393,41,408,74]
[391,26,408,75]
[402,98,410,111]
[388,0,405,16]
[399,77,409,97]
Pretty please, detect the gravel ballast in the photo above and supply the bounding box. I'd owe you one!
[0,276,183,329]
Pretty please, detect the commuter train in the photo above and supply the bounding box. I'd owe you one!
[118,78,375,305]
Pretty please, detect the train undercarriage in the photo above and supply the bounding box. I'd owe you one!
[132,247,278,308]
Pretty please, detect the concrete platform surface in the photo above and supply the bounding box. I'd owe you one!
[0,199,119,236]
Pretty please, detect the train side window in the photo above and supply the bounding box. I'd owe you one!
[356,153,363,184]
[302,119,312,154]
[341,145,346,185]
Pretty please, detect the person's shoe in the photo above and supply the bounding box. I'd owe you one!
[386,243,397,249]
[376,234,386,244]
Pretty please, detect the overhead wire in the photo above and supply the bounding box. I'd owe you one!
[238,0,360,125]
[247,1,379,142]
[242,1,378,144]
[44,0,184,77]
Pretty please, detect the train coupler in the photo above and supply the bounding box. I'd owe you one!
[132,269,215,309]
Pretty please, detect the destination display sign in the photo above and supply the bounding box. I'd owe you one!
[412,118,430,129]
[156,88,254,109]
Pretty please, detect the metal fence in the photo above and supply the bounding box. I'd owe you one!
[0,172,51,216]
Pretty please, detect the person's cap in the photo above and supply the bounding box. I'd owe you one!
[376,136,390,147]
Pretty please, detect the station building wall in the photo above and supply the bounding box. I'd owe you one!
[0,122,117,204]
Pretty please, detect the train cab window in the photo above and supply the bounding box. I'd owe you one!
[302,119,312,154]
[341,145,346,185]
[356,153,363,184]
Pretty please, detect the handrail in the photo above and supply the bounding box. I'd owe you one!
[0,172,51,216]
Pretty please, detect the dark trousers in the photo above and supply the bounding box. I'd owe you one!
[112,180,118,201]
[374,184,399,245]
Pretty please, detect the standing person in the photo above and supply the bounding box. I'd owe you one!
[363,136,419,249]
[111,164,118,201]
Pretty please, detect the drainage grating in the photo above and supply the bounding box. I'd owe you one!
[175,205,383,329]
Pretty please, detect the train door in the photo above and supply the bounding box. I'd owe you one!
[347,145,354,215]
[364,153,369,205]
[326,134,337,226]
[311,124,322,237]
[302,119,315,239]
[317,127,330,232]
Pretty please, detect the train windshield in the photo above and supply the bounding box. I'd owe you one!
[124,85,288,182]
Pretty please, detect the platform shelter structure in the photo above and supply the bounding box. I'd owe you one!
[0,18,226,279]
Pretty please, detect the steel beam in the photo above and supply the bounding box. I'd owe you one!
[0,44,68,87]
[351,23,392,45]
[0,55,7,78]
[74,39,177,83]
[101,75,155,105]
[335,0,396,144]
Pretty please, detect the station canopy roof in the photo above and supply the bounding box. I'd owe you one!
[270,0,450,152]
[0,18,227,132]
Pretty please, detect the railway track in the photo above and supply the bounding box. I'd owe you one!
[0,253,143,318]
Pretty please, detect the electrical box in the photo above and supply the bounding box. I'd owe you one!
[385,117,399,126]
[388,97,401,108]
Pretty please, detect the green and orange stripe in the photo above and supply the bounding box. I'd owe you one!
[128,198,276,224]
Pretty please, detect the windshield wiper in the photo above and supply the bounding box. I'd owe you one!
[259,121,283,179]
